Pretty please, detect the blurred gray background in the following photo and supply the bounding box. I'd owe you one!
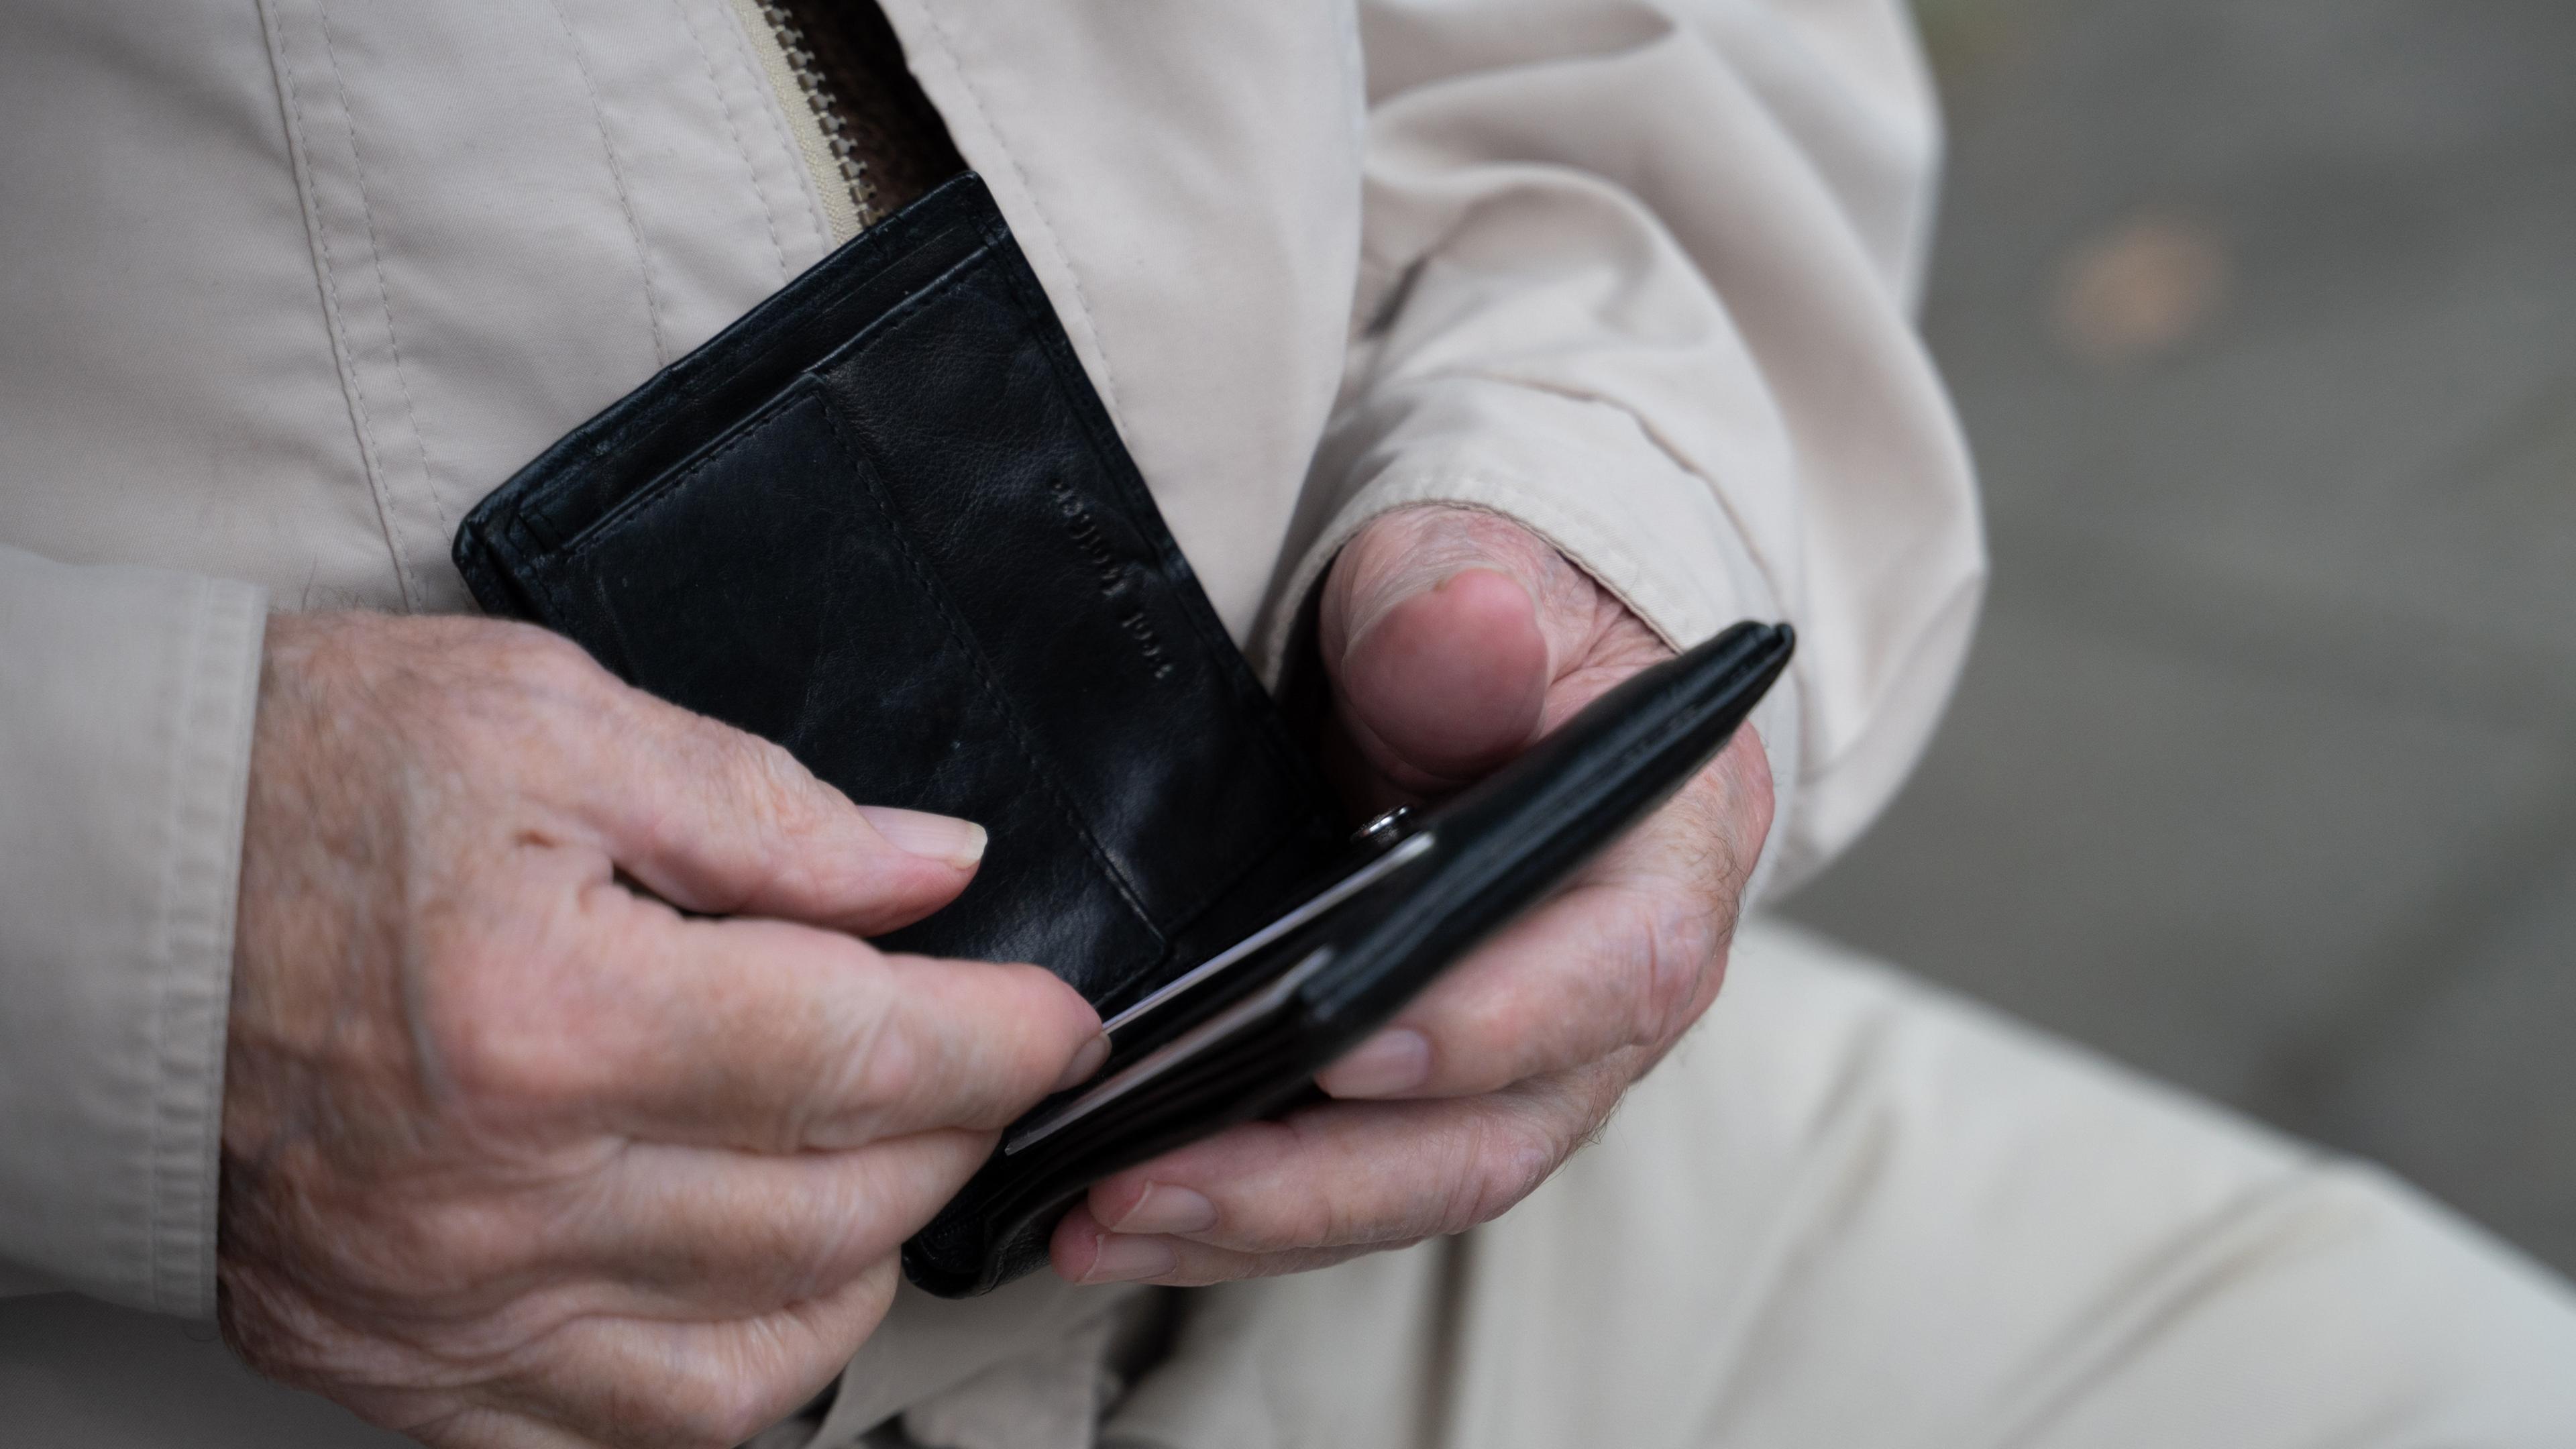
[1782,0,2576,1275]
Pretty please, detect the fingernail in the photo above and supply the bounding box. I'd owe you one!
[1316,1028,1431,1098]
[1081,1234,1176,1285]
[1110,1183,1218,1236]
[1053,1033,1112,1093]
[859,806,987,868]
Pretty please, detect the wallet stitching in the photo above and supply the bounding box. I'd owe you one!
[554,243,1000,561]
[801,226,1008,384]
[556,392,796,563]
[573,202,967,460]
[504,194,990,548]
[805,393,1169,967]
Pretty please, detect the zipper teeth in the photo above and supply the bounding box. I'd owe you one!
[757,1,879,227]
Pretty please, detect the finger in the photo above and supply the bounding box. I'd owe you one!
[1315,730,1768,1101]
[1319,508,1610,792]
[401,1405,602,1449]
[1315,882,1707,1102]
[1059,1065,1626,1277]
[539,1133,994,1318]
[498,1258,898,1449]
[1051,1203,1381,1288]
[579,681,985,936]
[550,901,1104,1150]
[1336,568,1549,788]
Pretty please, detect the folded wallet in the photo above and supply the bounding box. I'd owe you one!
[454,173,1790,1297]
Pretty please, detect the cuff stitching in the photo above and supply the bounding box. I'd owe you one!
[144,581,266,1318]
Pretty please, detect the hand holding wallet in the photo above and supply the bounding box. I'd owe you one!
[455,174,1790,1297]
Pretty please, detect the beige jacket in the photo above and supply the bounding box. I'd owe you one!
[0,0,1978,1415]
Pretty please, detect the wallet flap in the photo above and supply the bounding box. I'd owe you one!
[453,173,1339,1010]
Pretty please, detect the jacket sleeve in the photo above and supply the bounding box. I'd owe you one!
[1266,0,1984,894]
[0,542,265,1318]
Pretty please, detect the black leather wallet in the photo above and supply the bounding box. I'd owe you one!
[455,173,1790,1297]
[914,620,1789,1295]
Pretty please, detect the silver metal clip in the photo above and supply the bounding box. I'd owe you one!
[1352,805,1417,852]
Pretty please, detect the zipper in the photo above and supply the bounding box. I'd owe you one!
[729,0,875,243]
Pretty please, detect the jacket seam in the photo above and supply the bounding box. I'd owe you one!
[1397,369,1795,643]
[256,0,425,612]
[135,581,264,1316]
[136,591,202,1310]
[900,3,1131,434]
[315,4,455,543]
[724,0,835,255]
[543,0,676,366]
[667,0,793,284]
[708,0,833,258]
[1257,464,1711,682]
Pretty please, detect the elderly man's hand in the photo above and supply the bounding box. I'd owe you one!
[1051,506,1773,1285]
[220,613,1106,1449]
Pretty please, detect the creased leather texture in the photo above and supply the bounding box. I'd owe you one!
[453,172,1342,1014]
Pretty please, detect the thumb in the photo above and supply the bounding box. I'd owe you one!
[1318,507,1603,794]
[582,686,985,936]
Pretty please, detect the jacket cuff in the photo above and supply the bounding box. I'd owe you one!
[1256,378,1805,904]
[0,546,266,1318]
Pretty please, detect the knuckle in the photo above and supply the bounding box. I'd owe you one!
[1644,905,1725,1045]
[836,973,922,1118]
[725,733,824,833]
[1252,1121,1345,1249]
[1719,731,1778,840]
[785,1218,879,1300]
[444,1032,586,1124]
[423,944,600,1115]
[1439,1111,1559,1236]
[1286,1186,1347,1250]
[412,883,651,1120]
[1607,885,1728,1051]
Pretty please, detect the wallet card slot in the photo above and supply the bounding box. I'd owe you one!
[486,184,1002,554]
[802,236,1334,1008]
[543,239,1002,565]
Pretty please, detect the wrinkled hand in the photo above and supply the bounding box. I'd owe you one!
[221,614,1104,1449]
[1051,506,1772,1286]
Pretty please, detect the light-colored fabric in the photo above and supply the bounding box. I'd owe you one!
[0,549,265,1317]
[895,1302,1128,1449]
[0,0,1979,1340]
[1267,0,1982,898]
[6,0,2565,1440]
[815,1278,1150,1443]
[14,920,2571,1448]
[1094,918,2576,1449]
